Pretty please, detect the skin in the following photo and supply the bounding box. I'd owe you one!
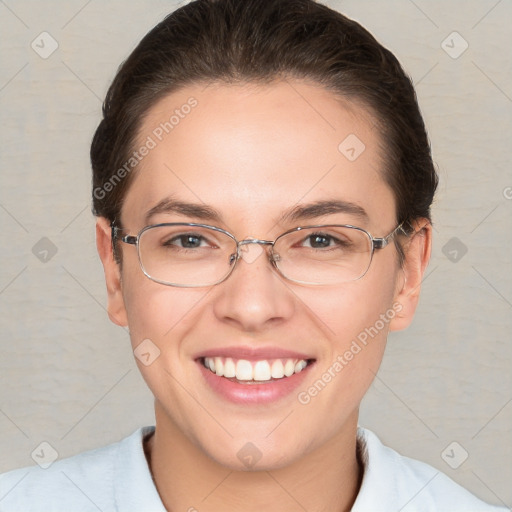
[96,79,431,511]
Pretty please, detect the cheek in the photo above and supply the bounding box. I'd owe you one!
[292,278,398,439]
[293,266,400,402]
[120,273,209,407]
[120,261,206,351]
[294,269,399,349]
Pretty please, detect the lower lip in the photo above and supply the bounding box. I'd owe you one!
[197,361,313,404]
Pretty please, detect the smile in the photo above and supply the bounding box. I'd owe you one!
[202,357,311,382]
[196,347,316,404]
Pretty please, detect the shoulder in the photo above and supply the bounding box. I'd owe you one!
[0,426,162,512]
[0,439,120,512]
[353,427,507,512]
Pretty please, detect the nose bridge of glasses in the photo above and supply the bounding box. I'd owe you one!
[233,238,276,265]
[237,238,274,248]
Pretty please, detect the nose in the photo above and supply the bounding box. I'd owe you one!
[212,241,295,332]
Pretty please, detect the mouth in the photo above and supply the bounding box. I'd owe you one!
[200,356,314,384]
[195,349,316,404]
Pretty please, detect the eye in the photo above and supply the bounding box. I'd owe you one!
[307,234,330,248]
[302,233,345,249]
[164,233,209,249]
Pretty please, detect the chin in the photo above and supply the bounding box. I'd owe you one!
[206,445,300,472]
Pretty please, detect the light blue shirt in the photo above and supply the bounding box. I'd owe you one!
[0,426,507,511]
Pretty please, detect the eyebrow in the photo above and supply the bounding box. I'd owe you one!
[278,199,369,224]
[144,197,369,226]
[144,197,223,225]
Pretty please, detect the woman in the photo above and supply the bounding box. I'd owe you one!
[0,0,507,510]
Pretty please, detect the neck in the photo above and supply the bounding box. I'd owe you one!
[145,403,363,512]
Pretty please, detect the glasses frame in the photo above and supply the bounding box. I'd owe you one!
[111,221,405,287]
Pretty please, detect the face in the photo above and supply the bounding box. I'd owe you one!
[97,79,429,471]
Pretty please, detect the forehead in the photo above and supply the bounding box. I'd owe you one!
[122,80,395,232]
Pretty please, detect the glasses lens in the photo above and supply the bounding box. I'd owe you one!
[138,225,236,286]
[274,226,373,285]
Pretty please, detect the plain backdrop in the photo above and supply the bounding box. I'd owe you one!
[0,0,511,507]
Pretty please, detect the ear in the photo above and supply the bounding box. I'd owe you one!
[389,220,432,331]
[96,217,128,327]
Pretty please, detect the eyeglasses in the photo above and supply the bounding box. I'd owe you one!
[111,222,405,287]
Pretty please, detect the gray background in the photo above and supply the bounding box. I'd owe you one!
[0,0,510,507]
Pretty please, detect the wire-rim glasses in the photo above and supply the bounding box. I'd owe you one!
[111,222,405,287]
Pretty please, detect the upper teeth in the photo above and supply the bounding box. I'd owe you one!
[203,357,308,381]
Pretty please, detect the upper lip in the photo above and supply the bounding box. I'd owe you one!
[194,346,315,361]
